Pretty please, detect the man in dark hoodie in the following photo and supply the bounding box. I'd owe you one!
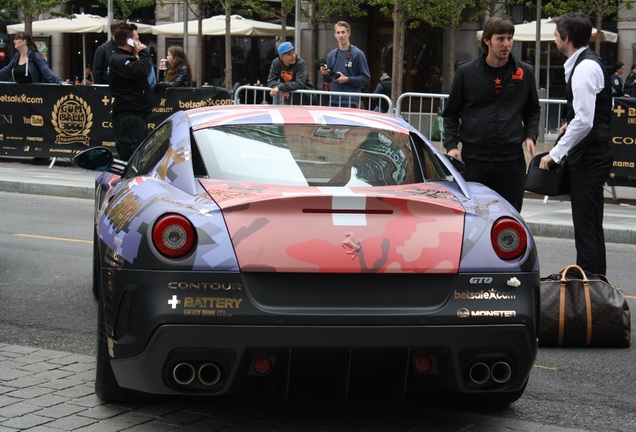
[267,41,314,105]
[372,72,392,113]
[108,24,153,161]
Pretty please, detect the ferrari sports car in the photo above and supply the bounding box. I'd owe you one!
[74,105,539,405]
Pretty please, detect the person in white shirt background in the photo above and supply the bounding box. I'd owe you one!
[539,12,614,276]
[610,61,625,97]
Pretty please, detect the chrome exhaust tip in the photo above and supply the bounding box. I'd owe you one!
[468,362,491,385]
[172,362,196,386]
[490,361,512,384]
[198,362,222,386]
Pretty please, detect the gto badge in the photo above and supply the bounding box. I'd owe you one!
[469,277,493,284]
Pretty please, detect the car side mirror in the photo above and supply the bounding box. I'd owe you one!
[73,147,114,172]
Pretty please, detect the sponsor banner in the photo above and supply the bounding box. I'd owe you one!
[610,98,636,187]
[0,83,232,158]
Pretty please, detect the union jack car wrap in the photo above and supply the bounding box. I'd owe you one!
[74,105,539,405]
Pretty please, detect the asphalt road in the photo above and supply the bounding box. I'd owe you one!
[1,191,635,431]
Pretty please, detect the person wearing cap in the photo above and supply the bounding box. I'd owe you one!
[267,41,314,105]
[372,72,392,112]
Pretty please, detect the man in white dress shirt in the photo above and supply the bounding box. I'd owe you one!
[539,12,613,276]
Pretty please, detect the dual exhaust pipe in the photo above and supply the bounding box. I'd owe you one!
[172,362,223,388]
[467,361,512,386]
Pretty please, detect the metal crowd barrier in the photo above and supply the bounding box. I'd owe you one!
[232,85,568,152]
[232,85,392,112]
[394,92,567,153]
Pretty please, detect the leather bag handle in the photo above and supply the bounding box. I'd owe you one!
[557,265,593,346]
[558,265,589,282]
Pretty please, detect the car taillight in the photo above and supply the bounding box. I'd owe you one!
[152,214,196,258]
[491,218,527,260]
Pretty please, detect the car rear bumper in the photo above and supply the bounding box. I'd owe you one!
[111,323,536,398]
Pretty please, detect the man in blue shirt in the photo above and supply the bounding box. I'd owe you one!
[320,21,370,108]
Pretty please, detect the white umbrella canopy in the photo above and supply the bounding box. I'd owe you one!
[7,13,154,34]
[7,14,153,84]
[152,14,293,37]
[476,18,618,43]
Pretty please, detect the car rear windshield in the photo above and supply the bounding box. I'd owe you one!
[193,124,444,187]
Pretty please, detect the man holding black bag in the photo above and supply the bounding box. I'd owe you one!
[539,12,614,276]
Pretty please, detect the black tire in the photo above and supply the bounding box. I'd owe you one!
[95,303,147,402]
[92,230,101,299]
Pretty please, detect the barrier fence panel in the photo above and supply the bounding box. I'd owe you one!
[395,92,633,188]
[232,85,392,112]
[395,92,567,152]
[396,92,446,150]
[1,81,631,187]
[0,83,232,158]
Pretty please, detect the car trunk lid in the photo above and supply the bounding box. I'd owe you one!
[200,180,465,273]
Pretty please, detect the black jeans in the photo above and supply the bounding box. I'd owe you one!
[462,157,527,212]
[113,112,148,161]
[567,145,614,275]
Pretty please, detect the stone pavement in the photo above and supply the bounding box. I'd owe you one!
[0,343,590,432]
[3,157,634,431]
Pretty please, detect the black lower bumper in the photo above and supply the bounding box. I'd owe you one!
[110,323,536,400]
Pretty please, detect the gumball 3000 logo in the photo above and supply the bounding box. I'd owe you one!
[52,94,92,146]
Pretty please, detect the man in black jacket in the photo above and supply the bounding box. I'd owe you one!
[610,62,625,97]
[108,24,153,161]
[93,21,125,84]
[443,16,540,212]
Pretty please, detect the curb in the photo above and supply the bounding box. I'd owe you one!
[524,220,635,245]
[1,179,634,245]
[0,181,93,200]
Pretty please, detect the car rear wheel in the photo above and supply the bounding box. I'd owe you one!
[92,230,100,299]
[95,303,147,402]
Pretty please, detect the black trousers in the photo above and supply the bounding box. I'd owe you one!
[113,112,148,161]
[567,145,614,276]
[462,157,527,212]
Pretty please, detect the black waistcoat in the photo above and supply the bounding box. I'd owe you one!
[565,48,612,157]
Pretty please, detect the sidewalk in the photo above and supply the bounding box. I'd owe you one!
[1,157,635,244]
[0,343,592,432]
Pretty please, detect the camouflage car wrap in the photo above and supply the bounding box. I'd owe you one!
[84,106,539,405]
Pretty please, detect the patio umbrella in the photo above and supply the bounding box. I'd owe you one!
[476,18,618,43]
[478,18,618,43]
[7,14,154,82]
[152,14,293,37]
[7,13,154,35]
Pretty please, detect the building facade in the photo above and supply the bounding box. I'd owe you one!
[1,1,634,97]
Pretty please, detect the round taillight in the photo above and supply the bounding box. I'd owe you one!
[152,214,196,258]
[491,218,527,260]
